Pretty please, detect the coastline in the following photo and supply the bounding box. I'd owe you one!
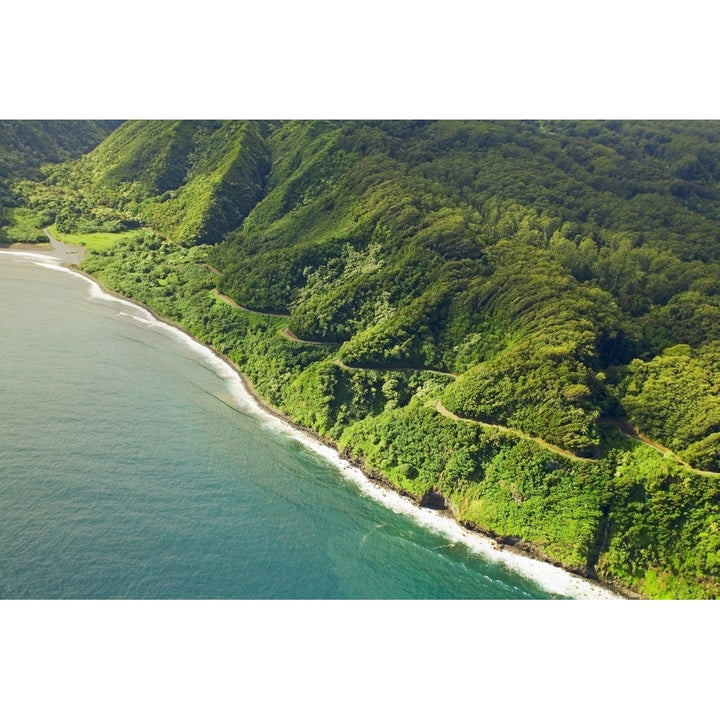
[1,240,627,599]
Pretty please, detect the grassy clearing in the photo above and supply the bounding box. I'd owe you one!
[48,224,143,251]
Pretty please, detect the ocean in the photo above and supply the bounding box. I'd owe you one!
[0,249,617,599]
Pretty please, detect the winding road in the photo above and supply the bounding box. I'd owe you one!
[211,288,290,317]
[212,283,720,474]
[601,417,720,477]
[434,399,595,462]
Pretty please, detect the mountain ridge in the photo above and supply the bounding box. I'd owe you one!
[9,119,720,598]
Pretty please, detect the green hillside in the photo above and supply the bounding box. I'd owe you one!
[0,120,121,177]
[32,119,271,243]
[0,120,120,242]
[10,119,720,598]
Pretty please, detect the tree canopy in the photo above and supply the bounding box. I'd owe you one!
[9,119,720,598]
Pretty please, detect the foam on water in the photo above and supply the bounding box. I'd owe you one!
[257,424,621,599]
[3,248,621,599]
[1,250,62,264]
[106,289,621,599]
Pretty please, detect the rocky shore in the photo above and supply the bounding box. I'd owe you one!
[2,237,627,599]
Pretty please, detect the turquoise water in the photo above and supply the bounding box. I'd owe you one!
[0,252,611,599]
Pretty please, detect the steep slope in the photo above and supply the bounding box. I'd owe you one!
[211,120,720,458]
[34,119,272,243]
[13,119,720,597]
[0,120,121,178]
[0,120,120,242]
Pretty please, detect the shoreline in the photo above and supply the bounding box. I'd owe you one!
[1,241,628,599]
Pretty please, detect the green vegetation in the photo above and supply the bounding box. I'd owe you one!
[48,224,140,252]
[2,207,49,243]
[7,119,720,598]
[22,120,271,245]
[620,344,720,471]
[0,120,119,243]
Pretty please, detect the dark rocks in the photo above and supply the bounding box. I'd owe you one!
[419,491,447,510]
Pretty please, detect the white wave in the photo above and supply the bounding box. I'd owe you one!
[87,286,154,321]
[0,250,46,260]
[0,250,155,320]
[9,251,620,599]
[2,250,92,280]
[0,250,62,265]
[255,422,621,600]
[106,291,622,599]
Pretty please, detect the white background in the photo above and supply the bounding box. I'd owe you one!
[2,2,717,716]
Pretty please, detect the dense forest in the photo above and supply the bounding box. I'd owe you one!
[0,120,120,243]
[6,119,720,598]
